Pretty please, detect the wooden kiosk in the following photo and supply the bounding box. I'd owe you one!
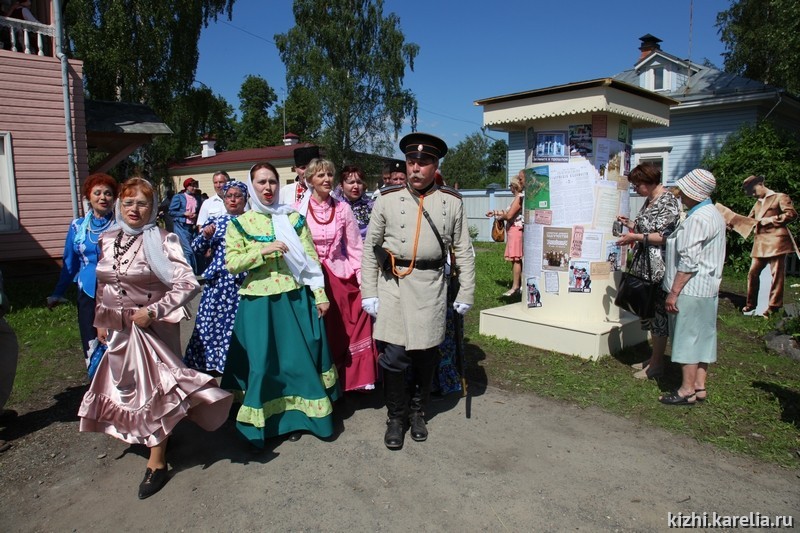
[474,79,677,359]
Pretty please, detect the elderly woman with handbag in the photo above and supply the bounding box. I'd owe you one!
[616,163,681,379]
[660,169,726,405]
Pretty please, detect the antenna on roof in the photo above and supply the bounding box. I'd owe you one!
[684,0,694,95]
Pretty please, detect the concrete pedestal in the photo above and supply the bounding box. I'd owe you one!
[479,303,648,360]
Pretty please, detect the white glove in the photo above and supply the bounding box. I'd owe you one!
[453,302,472,315]
[362,297,379,318]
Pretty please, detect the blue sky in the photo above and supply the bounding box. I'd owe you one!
[195,0,731,154]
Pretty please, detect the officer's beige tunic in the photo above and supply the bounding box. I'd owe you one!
[361,184,475,351]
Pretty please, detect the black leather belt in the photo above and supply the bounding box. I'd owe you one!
[393,257,444,270]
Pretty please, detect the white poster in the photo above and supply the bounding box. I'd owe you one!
[544,270,560,294]
[523,223,544,280]
[593,183,620,231]
[580,230,604,261]
[549,163,596,227]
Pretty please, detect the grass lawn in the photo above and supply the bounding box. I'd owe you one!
[4,243,800,467]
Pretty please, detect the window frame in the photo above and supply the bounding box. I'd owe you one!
[0,132,20,233]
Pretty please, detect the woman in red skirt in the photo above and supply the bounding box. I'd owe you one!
[296,158,378,391]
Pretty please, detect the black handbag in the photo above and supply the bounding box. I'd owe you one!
[614,235,659,319]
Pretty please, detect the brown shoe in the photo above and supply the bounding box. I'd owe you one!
[0,440,11,453]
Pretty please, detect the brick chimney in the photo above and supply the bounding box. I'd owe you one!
[283,132,300,146]
[201,135,217,158]
[638,34,662,61]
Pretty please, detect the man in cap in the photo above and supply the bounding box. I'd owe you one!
[741,175,797,315]
[169,177,200,273]
[372,158,407,200]
[361,132,476,450]
[280,145,320,207]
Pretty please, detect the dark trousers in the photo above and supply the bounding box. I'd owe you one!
[380,343,439,420]
[77,290,96,357]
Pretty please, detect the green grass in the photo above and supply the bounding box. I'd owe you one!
[4,244,800,467]
[465,242,800,468]
[4,282,86,405]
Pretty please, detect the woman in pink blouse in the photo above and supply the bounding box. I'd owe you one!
[223,162,340,446]
[299,158,378,391]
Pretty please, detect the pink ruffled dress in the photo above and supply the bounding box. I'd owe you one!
[78,229,233,446]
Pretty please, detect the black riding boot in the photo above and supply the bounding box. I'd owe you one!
[382,369,408,450]
[409,362,436,442]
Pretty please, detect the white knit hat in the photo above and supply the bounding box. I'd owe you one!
[677,169,716,202]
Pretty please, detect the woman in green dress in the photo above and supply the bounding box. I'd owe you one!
[222,162,340,447]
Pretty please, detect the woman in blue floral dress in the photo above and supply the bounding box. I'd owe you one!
[184,181,249,374]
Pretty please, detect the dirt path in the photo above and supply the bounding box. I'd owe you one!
[1,295,797,531]
[1,382,797,532]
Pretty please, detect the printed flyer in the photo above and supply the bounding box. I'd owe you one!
[525,166,551,212]
[542,227,571,271]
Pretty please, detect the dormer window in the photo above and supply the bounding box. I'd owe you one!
[653,66,665,90]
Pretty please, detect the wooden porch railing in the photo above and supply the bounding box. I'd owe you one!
[0,16,55,56]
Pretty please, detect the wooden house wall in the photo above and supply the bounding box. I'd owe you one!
[0,52,87,263]
[632,105,759,184]
[506,130,526,185]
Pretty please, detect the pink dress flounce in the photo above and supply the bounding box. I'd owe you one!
[78,229,233,447]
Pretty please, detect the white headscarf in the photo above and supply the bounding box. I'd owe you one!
[247,164,324,290]
[115,183,174,287]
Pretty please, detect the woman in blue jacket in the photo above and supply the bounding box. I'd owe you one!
[48,173,118,356]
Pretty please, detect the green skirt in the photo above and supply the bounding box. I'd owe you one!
[222,288,340,447]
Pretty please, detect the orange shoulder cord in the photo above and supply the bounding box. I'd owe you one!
[391,195,425,279]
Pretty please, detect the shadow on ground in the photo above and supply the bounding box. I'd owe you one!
[0,384,85,443]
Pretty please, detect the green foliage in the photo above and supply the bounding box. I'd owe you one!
[274,0,418,167]
[703,120,800,271]
[229,75,281,150]
[717,0,800,95]
[440,133,508,189]
[149,86,236,179]
[468,225,479,240]
[278,84,323,142]
[64,0,237,176]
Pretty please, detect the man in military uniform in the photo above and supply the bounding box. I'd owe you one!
[741,174,797,315]
[361,132,476,450]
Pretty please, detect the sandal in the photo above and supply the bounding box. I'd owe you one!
[501,288,521,297]
[741,306,756,313]
[659,390,696,406]
[695,388,707,402]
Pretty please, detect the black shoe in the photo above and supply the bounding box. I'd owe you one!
[0,409,18,424]
[138,467,168,499]
[288,432,303,442]
[384,418,405,450]
[409,411,428,442]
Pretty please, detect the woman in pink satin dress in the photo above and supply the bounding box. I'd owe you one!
[296,158,378,391]
[77,178,233,500]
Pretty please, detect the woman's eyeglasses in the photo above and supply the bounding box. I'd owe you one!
[224,194,245,200]
[121,200,151,209]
